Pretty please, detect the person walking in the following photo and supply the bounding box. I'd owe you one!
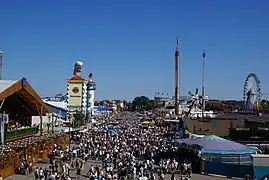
[34,167,39,180]
[76,167,81,179]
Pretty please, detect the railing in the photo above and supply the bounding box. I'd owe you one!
[201,160,253,178]
[202,154,252,165]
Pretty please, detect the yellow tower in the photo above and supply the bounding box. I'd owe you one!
[67,61,87,114]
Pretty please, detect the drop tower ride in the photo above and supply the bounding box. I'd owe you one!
[175,38,180,116]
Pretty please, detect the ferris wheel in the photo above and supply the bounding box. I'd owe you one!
[243,73,261,111]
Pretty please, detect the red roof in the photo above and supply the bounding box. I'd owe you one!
[68,75,85,81]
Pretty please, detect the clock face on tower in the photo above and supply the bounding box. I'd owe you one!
[72,87,79,94]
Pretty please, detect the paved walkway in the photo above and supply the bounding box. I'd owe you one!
[6,173,235,180]
[5,159,239,180]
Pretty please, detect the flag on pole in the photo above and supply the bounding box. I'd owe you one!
[177,37,179,45]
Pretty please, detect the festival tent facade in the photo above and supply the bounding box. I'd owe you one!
[176,135,258,155]
[0,78,51,126]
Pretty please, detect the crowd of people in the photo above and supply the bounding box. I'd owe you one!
[9,112,268,180]
[36,112,193,180]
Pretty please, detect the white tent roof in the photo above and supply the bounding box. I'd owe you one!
[0,80,18,94]
[44,100,67,111]
[79,129,88,133]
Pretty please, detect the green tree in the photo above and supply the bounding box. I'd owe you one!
[124,101,133,111]
[149,100,157,109]
[73,112,85,127]
[205,102,212,111]
[206,102,222,112]
[261,100,269,113]
[132,96,152,111]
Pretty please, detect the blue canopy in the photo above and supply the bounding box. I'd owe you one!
[103,128,117,135]
[201,148,258,155]
[107,129,117,135]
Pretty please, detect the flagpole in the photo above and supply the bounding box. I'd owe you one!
[202,50,206,120]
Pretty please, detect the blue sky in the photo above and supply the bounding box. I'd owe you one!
[0,0,268,100]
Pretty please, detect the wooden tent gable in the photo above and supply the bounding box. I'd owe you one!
[0,78,51,114]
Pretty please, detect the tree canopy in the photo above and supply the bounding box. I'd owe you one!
[132,96,154,111]
[205,100,244,112]
[261,100,269,113]
[73,112,85,127]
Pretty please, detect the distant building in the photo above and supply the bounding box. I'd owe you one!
[116,101,124,109]
[94,106,113,114]
[43,100,67,119]
[43,100,113,117]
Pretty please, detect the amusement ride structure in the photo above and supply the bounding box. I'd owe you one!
[243,73,261,112]
[184,88,216,119]
[187,88,203,114]
[174,38,180,116]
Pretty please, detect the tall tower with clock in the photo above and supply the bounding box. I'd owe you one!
[67,61,87,116]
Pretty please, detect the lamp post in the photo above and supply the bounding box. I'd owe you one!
[68,111,74,150]
[51,114,54,133]
[1,112,8,153]
[67,109,72,176]
[46,113,52,134]
[68,112,71,150]
[0,51,3,80]
[0,113,4,153]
